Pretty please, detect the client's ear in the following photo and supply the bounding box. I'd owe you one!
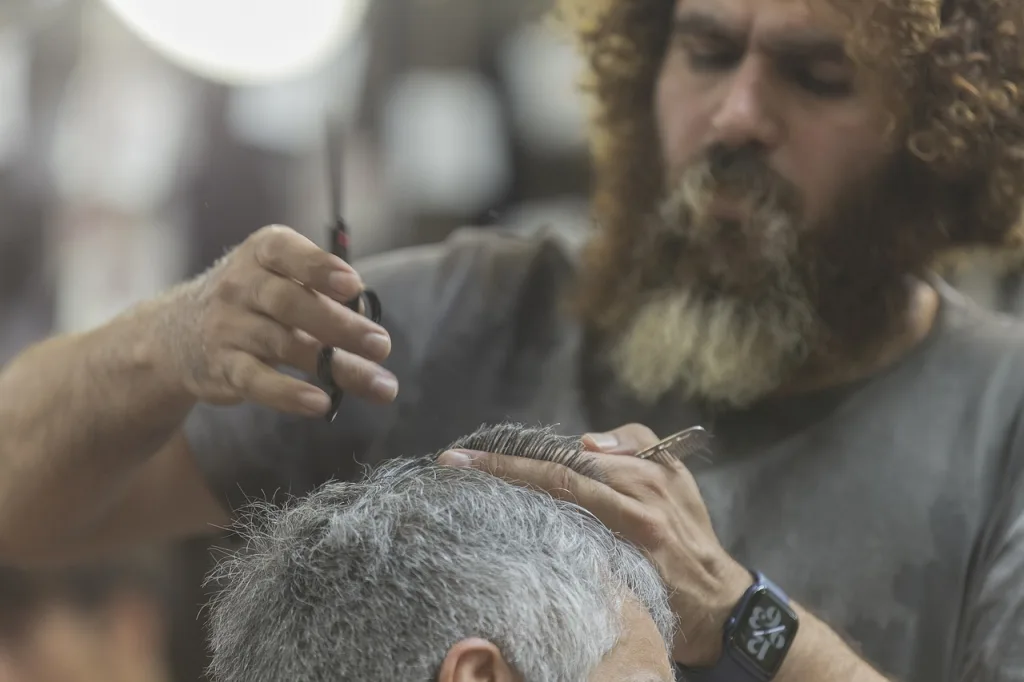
[437,638,520,682]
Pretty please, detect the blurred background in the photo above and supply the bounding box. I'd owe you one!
[0,0,1021,679]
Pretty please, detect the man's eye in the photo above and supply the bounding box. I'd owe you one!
[686,47,741,71]
[788,63,854,97]
[796,73,852,97]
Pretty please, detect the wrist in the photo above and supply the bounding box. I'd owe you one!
[102,293,197,409]
[678,571,803,682]
[673,559,751,666]
[769,604,817,682]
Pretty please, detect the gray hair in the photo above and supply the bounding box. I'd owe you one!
[207,457,675,682]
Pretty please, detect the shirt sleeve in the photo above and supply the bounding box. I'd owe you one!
[954,420,1024,681]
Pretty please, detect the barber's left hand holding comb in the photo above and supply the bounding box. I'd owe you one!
[160,225,398,417]
[438,423,749,669]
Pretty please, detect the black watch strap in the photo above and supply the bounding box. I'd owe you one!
[675,654,752,681]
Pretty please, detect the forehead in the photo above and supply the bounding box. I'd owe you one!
[674,0,850,40]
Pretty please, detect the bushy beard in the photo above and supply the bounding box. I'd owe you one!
[611,144,820,407]
[612,277,817,407]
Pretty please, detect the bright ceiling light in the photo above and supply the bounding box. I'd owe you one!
[100,0,370,85]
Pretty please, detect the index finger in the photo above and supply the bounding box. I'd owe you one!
[251,225,360,302]
[437,450,645,536]
[582,423,660,455]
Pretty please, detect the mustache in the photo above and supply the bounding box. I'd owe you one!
[673,144,802,216]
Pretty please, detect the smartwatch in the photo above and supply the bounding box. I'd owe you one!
[675,572,799,682]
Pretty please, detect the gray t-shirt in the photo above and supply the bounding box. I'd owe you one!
[185,227,1024,681]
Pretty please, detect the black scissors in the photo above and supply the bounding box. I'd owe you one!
[316,119,382,422]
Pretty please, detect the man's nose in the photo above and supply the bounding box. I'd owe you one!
[710,61,783,149]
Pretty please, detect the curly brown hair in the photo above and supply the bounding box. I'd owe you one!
[560,0,1024,330]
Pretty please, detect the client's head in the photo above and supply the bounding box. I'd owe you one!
[207,443,675,682]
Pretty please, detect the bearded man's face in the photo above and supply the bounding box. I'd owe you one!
[609,0,946,407]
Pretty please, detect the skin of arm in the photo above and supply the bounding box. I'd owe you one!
[0,294,227,565]
[774,605,888,682]
[0,225,394,566]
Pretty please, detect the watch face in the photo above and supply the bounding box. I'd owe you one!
[729,588,798,676]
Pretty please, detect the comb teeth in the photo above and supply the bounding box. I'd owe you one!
[442,423,607,482]
[636,426,711,466]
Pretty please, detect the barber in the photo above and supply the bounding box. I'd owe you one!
[3,0,1024,680]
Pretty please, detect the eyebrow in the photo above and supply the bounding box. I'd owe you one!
[767,31,847,62]
[673,11,743,42]
[673,11,848,62]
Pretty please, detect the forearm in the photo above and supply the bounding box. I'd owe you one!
[776,605,888,682]
[0,294,195,558]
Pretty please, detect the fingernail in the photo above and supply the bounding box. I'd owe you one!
[370,373,399,401]
[438,450,475,467]
[299,390,331,415]
[585,432,618,450]
[329,271,362,298]
[363,332,391,359]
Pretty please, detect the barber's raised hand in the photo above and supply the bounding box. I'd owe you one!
[160,225,397,416]
[438,423,750,667]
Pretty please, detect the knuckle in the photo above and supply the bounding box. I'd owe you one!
[629,507,670,546]
[611,422,659,452]
[293,328,320,352]
[225,358,257,391]
[636,472,671,500]
[478,454,504,477]
[332,313,366,346]
[554,467,577,496]
[323,296,350,322]
[255,328,288,360]
[625,422,659,443]
[209,262,248,305]
[274,327,299,359]
[338,354,375,387]
[204,313,234,346]
[252,225,292,268]
[248,279,268,311]
[219,278,245,306]
[289,329,321,363]
[272,328,294,360]
[254,224,291,245]
[250,277,287,315]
